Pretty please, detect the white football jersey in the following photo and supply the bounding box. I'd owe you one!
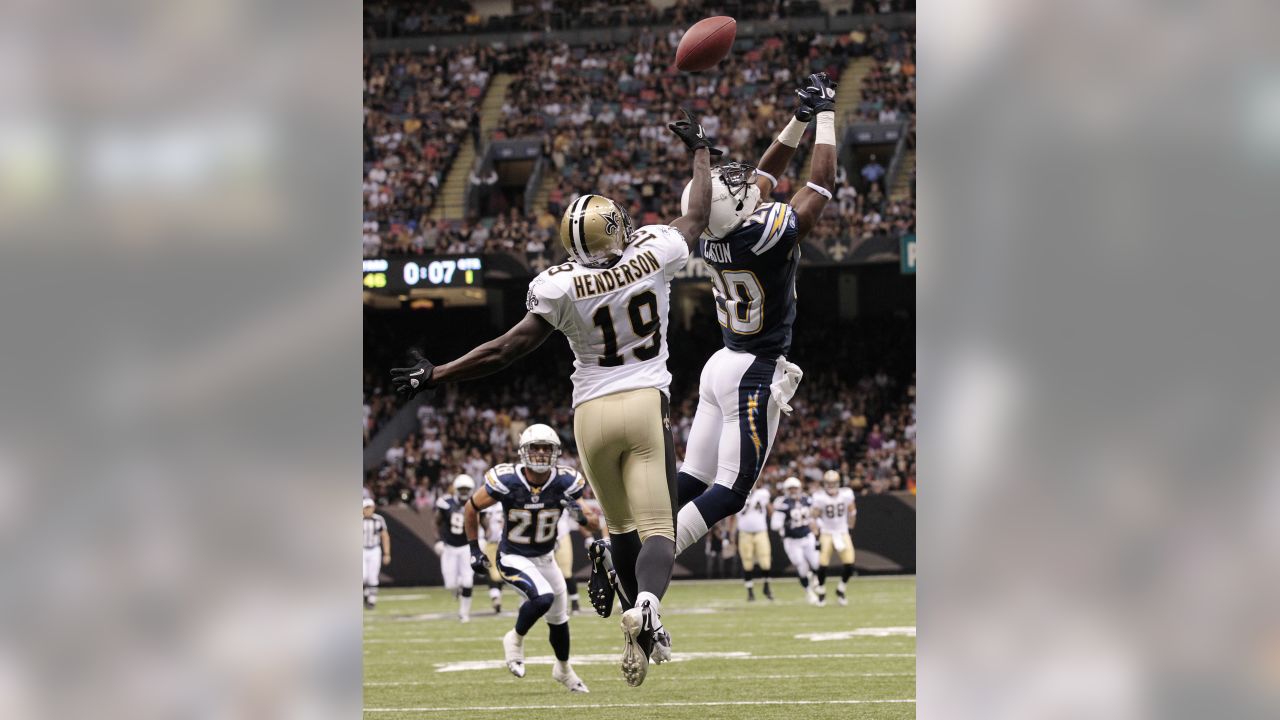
[526,224,689,407]
[811,487,856,534]
[736,487,772,533]
[481,505,504,544]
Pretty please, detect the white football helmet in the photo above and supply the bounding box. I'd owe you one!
[681,162,761,240]
[783,476,803,498]
[822,470,842,493]
[453,474,475,501]
[518,423,561,473]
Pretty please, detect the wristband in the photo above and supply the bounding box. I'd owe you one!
[777,116,808,148]
[815,111,836,146]
[755,168,778,190]
[805,182,833,199]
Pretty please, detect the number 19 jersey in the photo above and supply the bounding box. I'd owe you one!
[526,224,689,407]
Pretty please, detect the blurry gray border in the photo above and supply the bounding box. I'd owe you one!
[0,1,361,717]
[921,0,1280,717]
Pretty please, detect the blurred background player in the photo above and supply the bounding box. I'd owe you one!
[811,469,857,607]
[554,498,603,614]
[394,109,717,688]
[673,72,839,556]
[772,477,821,606]
[462,425,589,693]
[362,498,390,610]
[480,503,505,613]
[434,474,476,622]
[730,484,774,601]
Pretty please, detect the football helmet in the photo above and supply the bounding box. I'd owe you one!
[518,423,562,474]
[822,469,842,493]
[680,162,761,240]
[453,474,475,501]
[560,194,634,269]
[783,476,803,498]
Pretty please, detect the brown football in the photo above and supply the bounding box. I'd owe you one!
[675,16,736,72]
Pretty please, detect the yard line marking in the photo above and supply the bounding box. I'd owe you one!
[430,650,914,671]
[796,626,916,640]
[365,672,914,686]
[365,698,916,712]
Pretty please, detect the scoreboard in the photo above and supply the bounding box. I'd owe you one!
[362,256,484,293]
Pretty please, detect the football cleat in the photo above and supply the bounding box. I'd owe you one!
[619,607,651,686]
[503,629,526,678]
[552,664,590,693]
[763,584,775,601]
[746,587,756,602]
[805,589,820,606]
[571,598,582,615]
[587,539,618,618]
[650,625,672,665]
[837,589,848,607]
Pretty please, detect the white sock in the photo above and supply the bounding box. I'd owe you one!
[634,591,662,626]
[489,587,501,600]
[744,580,754,589]
[554,659,571,675]
[460,595,472,616]
[837,581,847,592]
[675,503,709,555]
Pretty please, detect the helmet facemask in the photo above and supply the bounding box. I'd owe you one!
[681,161,762,241]
[519,441,560,475]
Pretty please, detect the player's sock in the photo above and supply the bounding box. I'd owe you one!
[367,585,378,604]
[636,536,675,600]
[548,621,571,662]
[798,574,809,588]
[609,531,642,611]
[677,485,747,554]
[514,593,554,635]
[743,567,754,586]
[566,578,580,611]
[460,587,473,619]
[841,564,854,583]
[676,471,709,507]
[815,567,827,589]
[634,591,664,628]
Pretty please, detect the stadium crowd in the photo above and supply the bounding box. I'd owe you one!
[364,24,915,263]
[363,318,914,509]
[362,0,915,40]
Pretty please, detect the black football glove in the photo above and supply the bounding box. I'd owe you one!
[795,72,838,122]
[390,350,436,398]
[667,108,724,155]
[571,502,589,526]
[469,541,490,576]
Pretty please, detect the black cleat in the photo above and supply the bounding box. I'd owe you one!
[588,540,618,618]
[763,584,774,601]
[747,587,756,602]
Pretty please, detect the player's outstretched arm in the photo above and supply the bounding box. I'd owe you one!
[391,312,555,396]
[752,78,825,197]
[666,108,719,248]
[788,72,838,240]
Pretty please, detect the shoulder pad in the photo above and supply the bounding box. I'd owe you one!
[434,496,451,511]
[747,202,796,255]
[484,464,517,495]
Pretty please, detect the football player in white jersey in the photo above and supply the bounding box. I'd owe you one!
[392,110,718,687]
[672,72,839,558]
[729,485,774,601]
[480,503,506,613]
[811,469,857,606]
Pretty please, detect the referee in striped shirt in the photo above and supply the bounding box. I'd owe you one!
[363,498,391,609]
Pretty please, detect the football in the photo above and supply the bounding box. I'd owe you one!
[675,16,737,72]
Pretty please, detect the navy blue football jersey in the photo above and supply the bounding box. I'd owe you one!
[773,494,814,539]
[702,202,801,359]
[434,495,470,547]
[483,463,587,557]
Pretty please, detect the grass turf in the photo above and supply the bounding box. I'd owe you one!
[364,575,915,719]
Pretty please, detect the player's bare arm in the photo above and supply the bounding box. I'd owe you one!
[381,526,391,564]
[787,72,838,239]
[848,504,857,532]
[391,313,555,396]
[666,108,719,248]
[752,76,828,198]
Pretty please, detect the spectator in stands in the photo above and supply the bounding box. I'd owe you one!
[860,154,886,192]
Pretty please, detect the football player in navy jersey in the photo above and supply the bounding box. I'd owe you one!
[671,72,839,556]
[771,477,822,605]
[463,424,590,693]
[433,474,477,622]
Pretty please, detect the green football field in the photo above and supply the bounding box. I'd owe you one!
[364,575,916,719]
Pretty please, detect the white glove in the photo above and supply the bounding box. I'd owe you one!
[432,541,444,557]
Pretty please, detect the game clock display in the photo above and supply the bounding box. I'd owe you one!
[362,256,483,292]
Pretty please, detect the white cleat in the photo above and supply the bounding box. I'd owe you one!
[619,607,649,686]
[552,664,590,693]
[503,629,526,678]
[806,589,821,606]
[650,626,672,665]
[460,614,470,623]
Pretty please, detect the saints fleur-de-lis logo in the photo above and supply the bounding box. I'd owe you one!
[603,211,620,236]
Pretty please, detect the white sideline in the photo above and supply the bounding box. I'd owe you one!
[366,671,913,686]
[431,651,915,672]
[364,699,916,712]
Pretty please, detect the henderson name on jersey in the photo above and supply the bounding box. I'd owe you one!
[702,201,800,360]
[525,224,689,408]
